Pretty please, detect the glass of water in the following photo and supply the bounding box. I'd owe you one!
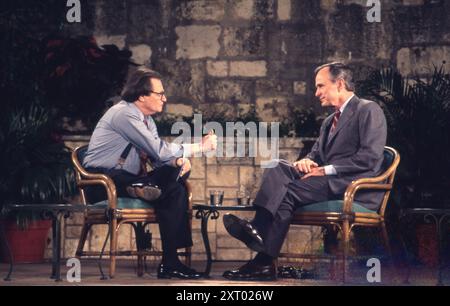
[236,190,251,206]
[210,190,224,206]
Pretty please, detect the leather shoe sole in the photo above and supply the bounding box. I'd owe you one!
[127,185,161,202]
[223,214,264,253]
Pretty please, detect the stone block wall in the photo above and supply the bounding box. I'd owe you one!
[58,0,450,127]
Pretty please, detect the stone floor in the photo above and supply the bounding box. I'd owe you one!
[1,259,448,286]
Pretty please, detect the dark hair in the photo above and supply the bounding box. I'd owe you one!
[121,67,163,102]
[314,62,355,92]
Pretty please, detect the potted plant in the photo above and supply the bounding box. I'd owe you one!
[0,102,76,263]
[359,65,450,208]
[358,65,450,265]
[43,35,134,133]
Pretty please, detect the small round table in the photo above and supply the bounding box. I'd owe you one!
[1,203,86,282]
[400,208,450,285]
[193,204,256,277]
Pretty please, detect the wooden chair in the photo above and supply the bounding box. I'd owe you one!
[71,145,192,279]
[280,146,400,282]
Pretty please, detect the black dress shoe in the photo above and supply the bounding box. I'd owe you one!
[223,214,264,252]
[223,261,276,281]
[157,264,203,279]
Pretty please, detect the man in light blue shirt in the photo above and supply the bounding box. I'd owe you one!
[83,68,216,279]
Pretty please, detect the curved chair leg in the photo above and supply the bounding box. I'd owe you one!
[109,217,118,279]
[342,220,351,284]
[75,224,92,257]
[133,222,145,277]
[184,247,192,267]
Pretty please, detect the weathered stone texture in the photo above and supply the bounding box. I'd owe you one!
[277,0,291,21]
[125,0,161,44]
[176,25,221,60]
[206,60,229,77]
[229,0,256,20]
[222,26,266,57]
[256,96,290,122]
[129,44,152,65]
[94,0,127,35]
[229,60,267,77]
[397,46,450,76]
[205,79,254,104]
[178,0,226,21]
[155,60,206,105]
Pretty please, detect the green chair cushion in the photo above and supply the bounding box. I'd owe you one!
[90,197,155,209]
[295,200,375,214]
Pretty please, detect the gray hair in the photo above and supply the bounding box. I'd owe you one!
[314,62,355,92]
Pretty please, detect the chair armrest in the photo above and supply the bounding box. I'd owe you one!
[77,176,118,209]
[343,148,400,214]
[72,147,118,209]
[343,176,392,213]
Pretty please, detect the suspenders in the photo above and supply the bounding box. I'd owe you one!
[117,117,152,170]
[117,143,133,169]
[116,143,154,171]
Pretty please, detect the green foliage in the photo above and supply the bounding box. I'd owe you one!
[279,107,321,138]
[0,103,76,220]
[359,66,450,207]
[0,2,76,221]
[43,36,135,131]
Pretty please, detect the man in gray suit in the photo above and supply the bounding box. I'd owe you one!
[223,62,387,281]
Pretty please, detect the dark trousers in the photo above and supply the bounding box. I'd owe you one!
[85,166,193,252]
[253,161,338,257]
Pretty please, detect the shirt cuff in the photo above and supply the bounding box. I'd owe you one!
[324,165,337,176]
[164,145,184,167]
[181,143,203,157]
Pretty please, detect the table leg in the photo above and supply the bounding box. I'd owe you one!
[50,214,62,282]
[422,212,450,286]
[1,221,13,281]
[398,213,416,284]
[135,222,145,277]
[436,213,450,286]
[201,211,212,277]
[51,215,57,279]
[195,209,219,277]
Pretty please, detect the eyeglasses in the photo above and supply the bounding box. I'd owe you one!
[149,90,166,99]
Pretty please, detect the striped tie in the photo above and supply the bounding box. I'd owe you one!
[330,110,341,135]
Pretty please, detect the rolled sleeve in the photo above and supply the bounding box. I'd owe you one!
[111,110,184,167]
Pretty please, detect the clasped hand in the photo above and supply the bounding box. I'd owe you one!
[176,157,191,177]
[293,159,325,180]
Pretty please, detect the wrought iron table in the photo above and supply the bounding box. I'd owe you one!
[400,208,450,285]
[193,204,256,277]
[1,203,86,282]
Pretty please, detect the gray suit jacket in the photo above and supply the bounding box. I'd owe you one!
[306,96,387,210]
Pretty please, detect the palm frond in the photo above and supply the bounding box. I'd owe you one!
[0,102,76,207]
[359,65,450,206]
